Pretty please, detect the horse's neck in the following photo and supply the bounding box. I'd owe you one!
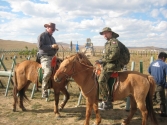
[72,63,95,92]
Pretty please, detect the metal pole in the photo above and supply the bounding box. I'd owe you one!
[31,84,36,99]
[76,91,83,107]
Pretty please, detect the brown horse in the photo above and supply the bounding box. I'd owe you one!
[13,58,70,117]
[54,53,158,125]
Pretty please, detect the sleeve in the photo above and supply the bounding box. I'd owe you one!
[37,33,52,51]
[148,65,151,74]
[165,64,167,76]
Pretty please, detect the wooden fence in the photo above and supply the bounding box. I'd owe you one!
[0,49,163,57]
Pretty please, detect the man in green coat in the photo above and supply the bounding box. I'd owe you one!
[97,27,122,110]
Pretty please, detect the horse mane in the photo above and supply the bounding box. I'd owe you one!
[76,52,93,66]
[64,52,93,66]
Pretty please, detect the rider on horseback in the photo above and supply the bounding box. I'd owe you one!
[37,22,59,98]
[96,27,129,110]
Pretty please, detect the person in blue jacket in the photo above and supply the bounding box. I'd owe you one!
[148,52,167,117]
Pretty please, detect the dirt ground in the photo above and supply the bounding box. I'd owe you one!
[0,54,167,125]
[0,82,167,125]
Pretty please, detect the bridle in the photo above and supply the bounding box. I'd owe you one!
[56,56,94,80]
[55,56,97,95]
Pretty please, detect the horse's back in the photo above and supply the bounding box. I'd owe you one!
[114,71,151,100]
[14,60,41,85]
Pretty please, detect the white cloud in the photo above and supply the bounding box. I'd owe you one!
[151,9,159,18]
[0,0,167,48]
[160,8,167,18]
[0,6,9,10]
[0,11,17,19]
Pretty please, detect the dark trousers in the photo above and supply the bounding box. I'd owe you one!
[153,85,166,105]
[98,70,111,100]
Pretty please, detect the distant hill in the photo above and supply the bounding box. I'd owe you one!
[128,46,167,52]
[0,39,167,52]
[0,39,98,50]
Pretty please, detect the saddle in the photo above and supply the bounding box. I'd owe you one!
[37,56,61,88]
[95,63,120,101]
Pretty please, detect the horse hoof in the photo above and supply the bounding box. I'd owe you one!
[13,109,16,112]
[121,122,126,125]
[55,113,61,119]
[59,107,63,111]
[92,122,98,125]
[22,108,27,111]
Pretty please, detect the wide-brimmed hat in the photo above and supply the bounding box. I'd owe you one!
[99,27,119,38]
[44,22,58,31]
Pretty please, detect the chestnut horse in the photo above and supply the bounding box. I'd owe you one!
[13,58,69,117]
[54,53,158,125]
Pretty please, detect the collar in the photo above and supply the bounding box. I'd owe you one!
[45,30,52,37]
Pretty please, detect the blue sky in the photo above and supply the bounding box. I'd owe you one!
[0,0,167,47]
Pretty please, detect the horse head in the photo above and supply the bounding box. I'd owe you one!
[54,53,93,83]
[54,54,76,83]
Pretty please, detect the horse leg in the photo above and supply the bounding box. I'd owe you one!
[136,101,148,125]
[84,98,93,125]
[13,86,18,112]
[92,101,101,125]
[53,88,61,118]
[59,87,70,110]
[19,89,26,111]
[122,96,137,125]
[19,83,30,111]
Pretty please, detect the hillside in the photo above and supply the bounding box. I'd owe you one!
[0,39,167,51]
[0,39,101,50]
[0,39,37,50]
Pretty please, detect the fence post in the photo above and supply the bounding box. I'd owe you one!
[31,84,36,99]
[139,61,143,73]
[150,56,154,64]
[5,55,16,96]
[76,91,83,107]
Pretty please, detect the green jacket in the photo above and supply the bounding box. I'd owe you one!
[102,38,120,63]
[102,38,121,72]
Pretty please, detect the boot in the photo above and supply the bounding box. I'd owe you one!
[42,89,48,98]
[98,97,113,110]
[160,104,167,117]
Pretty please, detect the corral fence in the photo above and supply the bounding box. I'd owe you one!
[0,48,163,58]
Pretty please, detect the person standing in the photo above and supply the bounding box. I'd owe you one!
[97,27,130,110]
[37,22,59,98]
[148,52,167,117]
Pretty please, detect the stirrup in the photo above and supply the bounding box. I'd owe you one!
[42,90,48,98]
[98,101,113,110]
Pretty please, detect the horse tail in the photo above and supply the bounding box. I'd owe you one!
[13,65,18,105]
[13,64,29,104]
[146,75,158,125]
[19,87,29,102]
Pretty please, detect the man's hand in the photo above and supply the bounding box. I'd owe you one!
[52,44,59,49]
